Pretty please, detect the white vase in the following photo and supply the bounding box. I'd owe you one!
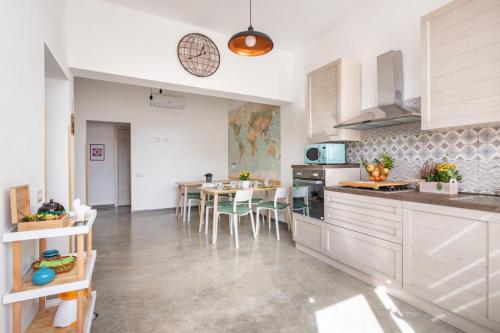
[240,180,250,189]
[419,180,459,195]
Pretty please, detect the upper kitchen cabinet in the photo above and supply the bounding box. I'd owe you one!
[421,0,500,130]
[307,58,361,142]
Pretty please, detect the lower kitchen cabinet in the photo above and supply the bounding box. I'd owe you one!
[324,223,402,287]
[296,190,500,332]
[489,223,500,323]
[293,213,323,254]
[403,202,493,326]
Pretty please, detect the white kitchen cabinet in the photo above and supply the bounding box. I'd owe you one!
[307,58,361,142]
[293,213,323,254]
[488,222,500,323]
[323,191,403,286]
[324,191,403,244]
[403,201,492,325]
[324,223,402,287]
[421,0,500,130]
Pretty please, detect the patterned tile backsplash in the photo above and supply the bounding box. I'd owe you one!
[345,123,500,194]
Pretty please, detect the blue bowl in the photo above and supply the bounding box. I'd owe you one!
[43,249,59,257]
[32,267,56,286]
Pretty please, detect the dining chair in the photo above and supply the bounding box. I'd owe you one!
[186,191,202,223]
[256,187,291,240]
[292,186,310,216]
[216,189,256,248]
[201,183,231,234]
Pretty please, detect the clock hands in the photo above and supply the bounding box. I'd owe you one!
[187,46,206,60]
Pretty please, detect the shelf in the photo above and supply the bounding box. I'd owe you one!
[2,211,97,243]
[3,250,96,304]
[27,290,96,333]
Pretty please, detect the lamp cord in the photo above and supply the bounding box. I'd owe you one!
[249,0,252,27]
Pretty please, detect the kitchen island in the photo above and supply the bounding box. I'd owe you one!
[293,188,500,333]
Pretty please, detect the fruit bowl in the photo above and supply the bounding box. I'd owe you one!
[362,153,394,182]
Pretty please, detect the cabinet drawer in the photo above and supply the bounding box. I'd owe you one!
[324,224,402,286]
[325,191,403,222]
[293,214,323,253]
[325,206,402,244]
[403,205,488,323]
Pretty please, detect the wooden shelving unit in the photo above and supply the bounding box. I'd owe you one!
[2,211,97,333]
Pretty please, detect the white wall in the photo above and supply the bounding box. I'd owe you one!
[45,76,72,209]
[66,0,294,104]
[75,78,229,211]
[86,122,119,206]
[280,0,453,186]
[0,1,71,331]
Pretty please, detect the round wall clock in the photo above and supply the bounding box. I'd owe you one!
[177,33,220,77]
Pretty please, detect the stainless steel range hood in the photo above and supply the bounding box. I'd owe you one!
[335,50,421,130]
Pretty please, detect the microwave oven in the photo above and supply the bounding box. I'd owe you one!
[304,143,346,164]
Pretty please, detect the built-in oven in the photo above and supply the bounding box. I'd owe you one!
[292,169,325,221]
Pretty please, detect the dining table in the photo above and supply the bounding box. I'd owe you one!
[175,180,228,222]
[198,184,282,244]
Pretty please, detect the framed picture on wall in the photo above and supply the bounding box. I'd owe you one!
[90,144,105,161]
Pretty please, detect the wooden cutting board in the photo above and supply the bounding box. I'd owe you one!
[339,180,416,190]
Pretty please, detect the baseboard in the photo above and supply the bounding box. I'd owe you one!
[131,207,175,214]
[295,243,498,333]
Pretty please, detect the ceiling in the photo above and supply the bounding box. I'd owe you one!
[100,0,369,50]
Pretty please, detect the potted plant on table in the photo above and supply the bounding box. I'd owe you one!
[239,171,251,189]
[419,159,462,195]
[204,172,213,183]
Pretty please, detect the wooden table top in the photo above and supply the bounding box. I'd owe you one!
[176,180,229,186]
[200,185,279,195]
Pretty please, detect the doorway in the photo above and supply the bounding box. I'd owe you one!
[116,127,131,206]
[86,121,131,207]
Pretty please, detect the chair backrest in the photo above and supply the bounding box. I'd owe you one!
[293,186,309,200]
[233,189,253,211]
[274,187,290,207]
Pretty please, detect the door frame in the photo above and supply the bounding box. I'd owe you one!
[115,125,131,206]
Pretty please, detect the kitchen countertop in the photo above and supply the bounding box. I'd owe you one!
[292,163,360,169]
[326,186,500,213]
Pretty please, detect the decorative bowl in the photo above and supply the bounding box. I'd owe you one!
[32,267,56,286]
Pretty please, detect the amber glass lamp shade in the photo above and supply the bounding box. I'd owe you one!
[228,26,273,56]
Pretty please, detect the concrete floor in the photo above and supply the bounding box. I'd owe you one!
[91,207,462,333]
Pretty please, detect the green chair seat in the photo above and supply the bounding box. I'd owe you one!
[187,192,201,199]
[293,199,309,209]
[217,205,252,215]
[257,201,289,210]
[250,198,263,204]
[206,200,231,208]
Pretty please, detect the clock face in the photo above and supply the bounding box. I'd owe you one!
[177,33,220,77]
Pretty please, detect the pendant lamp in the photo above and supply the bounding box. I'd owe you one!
[228,0,273,56]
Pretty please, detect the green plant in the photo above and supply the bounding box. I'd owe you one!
[420,160,462,183]
[239,171,250,181]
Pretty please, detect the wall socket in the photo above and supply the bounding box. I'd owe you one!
[154,137,169,143]
[37,190,43,203]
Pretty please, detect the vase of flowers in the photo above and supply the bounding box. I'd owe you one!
[419,160,462,195]
[239,171,250,189]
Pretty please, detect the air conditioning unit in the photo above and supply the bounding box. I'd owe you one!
[150,94,185,110]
